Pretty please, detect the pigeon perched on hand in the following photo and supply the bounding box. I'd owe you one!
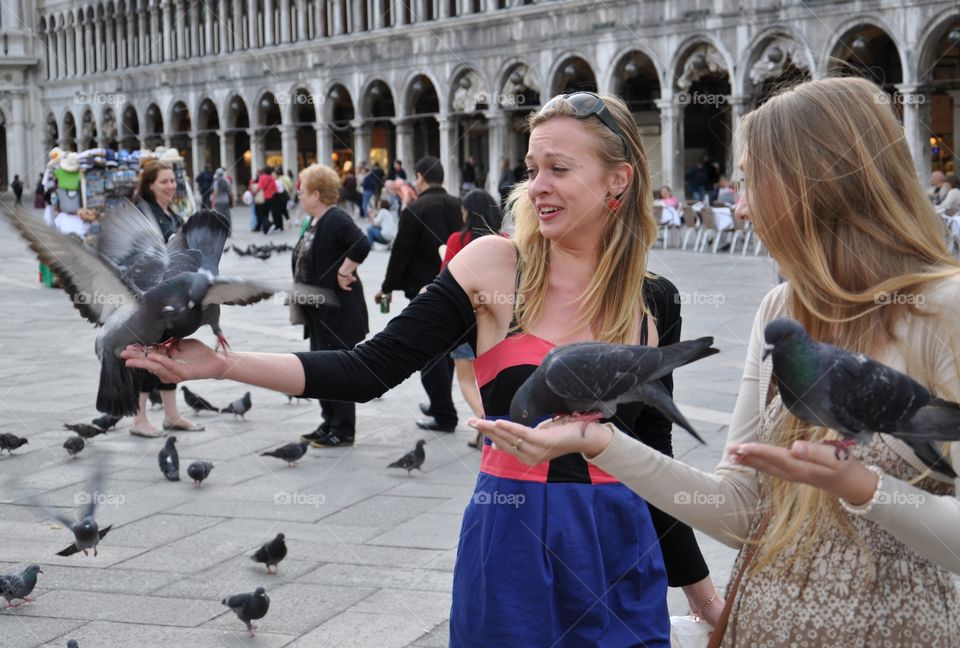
[63,436,86,458]
[6,203,287,417]
[158,436,180,481]
[260,442,308,467]
[509,338,719,443]
[47,466,112,557]
[251,533,287,574]
[222,587,270,637]
[764,318,960,478]
[186,460,214,486]
[388,440,427,476]
[0,564,42,608]
[91,413,122,430]
[63,423,107,441]
[221,392,252,419]
[0,433,28,455]
[181,386,219,414]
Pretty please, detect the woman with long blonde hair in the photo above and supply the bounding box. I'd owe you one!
[123,92,721,645]
[479,77,960,646]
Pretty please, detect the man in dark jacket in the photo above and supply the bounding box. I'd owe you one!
[195,166,214,208]
[375,156,462,432]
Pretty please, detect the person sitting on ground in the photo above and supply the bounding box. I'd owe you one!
[366,198,398,248]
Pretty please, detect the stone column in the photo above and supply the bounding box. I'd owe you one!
[295,0,307,39]
[162,1,173,61]
[138,8,147,64]
[202,2,213,54]
[394,119,412,172]
[107,17,116,69]
[234,0,245,49]
[247,0,258,47]
[9,93,28,182]
[66,25,76,76]
[126,10,136,66]
[174,1,185,58]
[332,0,345,34]
[897,84,931,184]
[281,125,298,175]
[353,121,370,162]
[352,0,364,31]
[726,95,748,181]
[219,130,229,175]
[264,0,274,45]
[397,0,408,25]
[947,90,960,176]
[280,0,291,42]
[249,129,261,176]
[656,97,685,201]
[188,1,199,56]
[438,114,458,193]
[317,126,333,166]
[486,113,506,196]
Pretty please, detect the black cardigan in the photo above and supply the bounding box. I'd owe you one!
[296,269,710,587]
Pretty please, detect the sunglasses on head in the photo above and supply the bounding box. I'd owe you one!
[539,92,629,157]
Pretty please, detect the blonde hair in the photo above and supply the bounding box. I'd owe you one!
[741,77,960,573]
[299,164,341,205]
[506,94,657,343]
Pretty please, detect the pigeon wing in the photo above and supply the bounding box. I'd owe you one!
[182,209,231,274]
[828,350,929,433]
[7,208,139,326]
[202,277,278,307]
[544,344,648,403]
[96,196,170,291]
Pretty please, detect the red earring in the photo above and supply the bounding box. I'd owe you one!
[607,197,621,211]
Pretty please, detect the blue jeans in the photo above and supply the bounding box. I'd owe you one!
[367,226,389,246]
[361,189,374,217]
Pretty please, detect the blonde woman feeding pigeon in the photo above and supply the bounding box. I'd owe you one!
[480,77,960,647]
[123,93,722,646]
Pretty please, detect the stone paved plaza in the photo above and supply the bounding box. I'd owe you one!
[0,200,779,647]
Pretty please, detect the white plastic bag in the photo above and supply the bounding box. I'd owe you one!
[670,614,711,648]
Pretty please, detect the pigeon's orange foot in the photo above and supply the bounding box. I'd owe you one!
[822,439,857,461]
[215,334,231,354]
[147,338,182,357]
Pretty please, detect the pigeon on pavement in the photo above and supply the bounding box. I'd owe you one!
[764,318,960,478]
[0,564,42,608]
[67,641,78,648]
[186,460,213,486]
[0,434,28,455]
[388,440,427,476]
[251,533,287,574]
[181,386,219,414]
[260,442,308,467]
[63,423,107,441]
[63,437,85,458]
[158,436,180,481]
[221,392,252,419]
[509,338,719,443]
[47,466,112,557]
[222,587,270,637]
[6,203,287,417]
[91,413,122,430]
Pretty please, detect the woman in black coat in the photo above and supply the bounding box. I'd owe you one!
[293,164,371,447]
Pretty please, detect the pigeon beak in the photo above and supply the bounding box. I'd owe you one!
[762,344,774,360]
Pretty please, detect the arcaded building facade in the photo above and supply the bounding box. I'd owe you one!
[2,0,960,197]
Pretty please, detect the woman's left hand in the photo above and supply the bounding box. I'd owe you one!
[337,272,356,291]
[729,441,879,505]
[469,417,614,465]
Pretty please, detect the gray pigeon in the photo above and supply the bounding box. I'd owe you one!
[186,460,213,486]
[0,564,42,608]
[67,641,78,648]
[764,318,960,478]
[509,338,719,443]
[388,440,427,475]
[64,423,106,441]
[158,436,180,481]
[221,392,252,419]
[49,466,112,557]
[260,441,307,466]
[0,433,28,455]
[251,533,287,574]
[181,386,219,414]
[6,203,283,417]
[222,586,270,636]
[63,436,86,458]
[91,413,122,430]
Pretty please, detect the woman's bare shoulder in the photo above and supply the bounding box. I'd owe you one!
[447,236,516,290]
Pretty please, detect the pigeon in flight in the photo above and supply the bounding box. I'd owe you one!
[388,440,427,476]
[221,392,252,419]
[47,466,112,557]
[0,433,28,455]
[6,203,291,417]
[186,460,213,487]
[0,564,42,608]
[63,436,86,458]
[181,386,219,414]
[260,442,308,467]
[251,533,287,574]
[509,338,719,443]
[222,587,270,637]
[63,423,107,441]
[158,436,180,482]
[764,318,960,478]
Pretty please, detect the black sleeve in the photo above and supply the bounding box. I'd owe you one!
[381,206,419,293]
[337,212,371,264]
[637,275,710,588]
[296,268,475,401]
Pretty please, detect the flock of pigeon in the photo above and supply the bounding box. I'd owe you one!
[228,242,294,260]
